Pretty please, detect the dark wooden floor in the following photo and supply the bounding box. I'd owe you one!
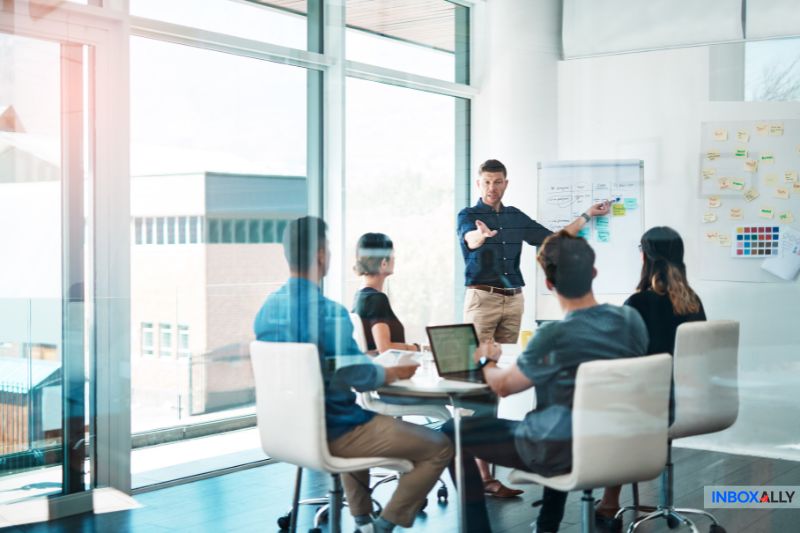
[5,447,800,532]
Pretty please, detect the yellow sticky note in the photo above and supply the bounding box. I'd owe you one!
[755,123,769,136]
[785,171,798,183]
[744,188,760,202]
[759,207,774,219]
[719,177,732,189]
[736,130,750,142]
[703,212,717,223]
[770,124,784,136]
[705,231,719,242]
[702,168,716,179]
[612,203,626,216]
[718,234,732,247]
[794,182,800,193]
[706,150,721,161]
[734,147,748,158]
[765,174,779,186]
[731,179,746,191]
[708,196,721,208]
[713,128,728,141]
[761,152,775,164]
[775,187,790,199]
[778,211,795,223]
[729,207,744,220]
[744,159,759,172]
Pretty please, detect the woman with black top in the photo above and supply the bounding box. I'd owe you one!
[596,226,706,531]
[352,233,420,353]
[352,232,523,498]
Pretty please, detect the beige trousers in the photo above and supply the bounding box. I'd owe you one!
[463,288,524,343]
[328,415,453,527]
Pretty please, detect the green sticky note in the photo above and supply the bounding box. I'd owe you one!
[623,198,638,210]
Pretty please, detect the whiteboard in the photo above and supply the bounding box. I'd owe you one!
[536,160,644,320]
[698,118,800,282]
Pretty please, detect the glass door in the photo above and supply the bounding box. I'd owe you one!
[0,30,91,505]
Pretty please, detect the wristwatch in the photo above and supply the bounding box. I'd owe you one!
[477,356,496,370]
[580,212,591,223]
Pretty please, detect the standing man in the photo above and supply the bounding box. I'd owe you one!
[458,159,610,343]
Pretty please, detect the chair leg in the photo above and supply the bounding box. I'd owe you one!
[673,507,722,526]
[581,489,596,533]
[289,467,303,533]
[329,474,344,533]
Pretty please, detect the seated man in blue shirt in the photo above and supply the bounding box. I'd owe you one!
[254,216,453,533]
[442,231,649,533]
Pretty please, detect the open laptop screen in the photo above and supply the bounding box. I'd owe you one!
[426,324,480,375]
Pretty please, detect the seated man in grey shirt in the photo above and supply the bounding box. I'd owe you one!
[442,231,648,533]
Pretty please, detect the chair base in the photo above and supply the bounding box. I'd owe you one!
[618,505,725,533]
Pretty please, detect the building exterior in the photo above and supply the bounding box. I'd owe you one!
[130,172,305,428]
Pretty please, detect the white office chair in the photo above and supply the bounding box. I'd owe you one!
[508,353,672,533]
[250,341,413,533]
[619,320,739,533]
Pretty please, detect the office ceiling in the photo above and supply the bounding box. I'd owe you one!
[253,0,456,52]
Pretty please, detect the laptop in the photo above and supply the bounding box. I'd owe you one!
[426,324,485,383]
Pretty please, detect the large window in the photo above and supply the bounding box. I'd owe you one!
[746,38,800,101]
[129,34,307,486]
[345,78,459,341]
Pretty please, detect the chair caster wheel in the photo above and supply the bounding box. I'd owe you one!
[667,515,681,529]
[709,525,726,533]
[277,513,291,530]
[437,485,448,503]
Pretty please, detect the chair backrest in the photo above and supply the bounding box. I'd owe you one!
[570,353,672,489]
[670,320,740,439]
[349,312,368,352]
[249,340,335,472]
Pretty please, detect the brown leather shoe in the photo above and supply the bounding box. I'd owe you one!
[483,479,524,498]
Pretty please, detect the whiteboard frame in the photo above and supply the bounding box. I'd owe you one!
[535,159,644,321]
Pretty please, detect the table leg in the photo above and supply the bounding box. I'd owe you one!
[450,393,465,533]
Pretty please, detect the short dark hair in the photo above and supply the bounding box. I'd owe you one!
[537,231,595,298]
[479,159,507,177]
[354,232,394,275]
[282,216,327,273]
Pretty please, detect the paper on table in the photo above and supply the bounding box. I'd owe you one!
[762,226,800,280]
[373,350,422,367]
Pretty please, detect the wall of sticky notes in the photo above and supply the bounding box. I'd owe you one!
[699,119,800,282]
[536,160,644,320]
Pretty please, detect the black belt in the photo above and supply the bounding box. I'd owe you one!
[468,285,522,296]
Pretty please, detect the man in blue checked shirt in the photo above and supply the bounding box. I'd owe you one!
[254,216,453,533]
[458,159,610,343]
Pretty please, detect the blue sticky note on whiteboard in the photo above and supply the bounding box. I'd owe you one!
[623,198,638,210]
[577,227,590,239]
[597,230,610,243]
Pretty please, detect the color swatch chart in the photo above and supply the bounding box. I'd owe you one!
[732,226,781,257]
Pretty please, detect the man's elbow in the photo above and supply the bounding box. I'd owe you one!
[489,380,513,398]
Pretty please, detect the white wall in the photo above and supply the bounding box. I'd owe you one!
[472,0,562,328]
[475,7,800,460]
[559,47,800,460]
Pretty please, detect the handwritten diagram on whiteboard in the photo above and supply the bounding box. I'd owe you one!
[537,161,644,307]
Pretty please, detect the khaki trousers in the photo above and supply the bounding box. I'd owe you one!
[463,288,524,344]
[328,415,453,527]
